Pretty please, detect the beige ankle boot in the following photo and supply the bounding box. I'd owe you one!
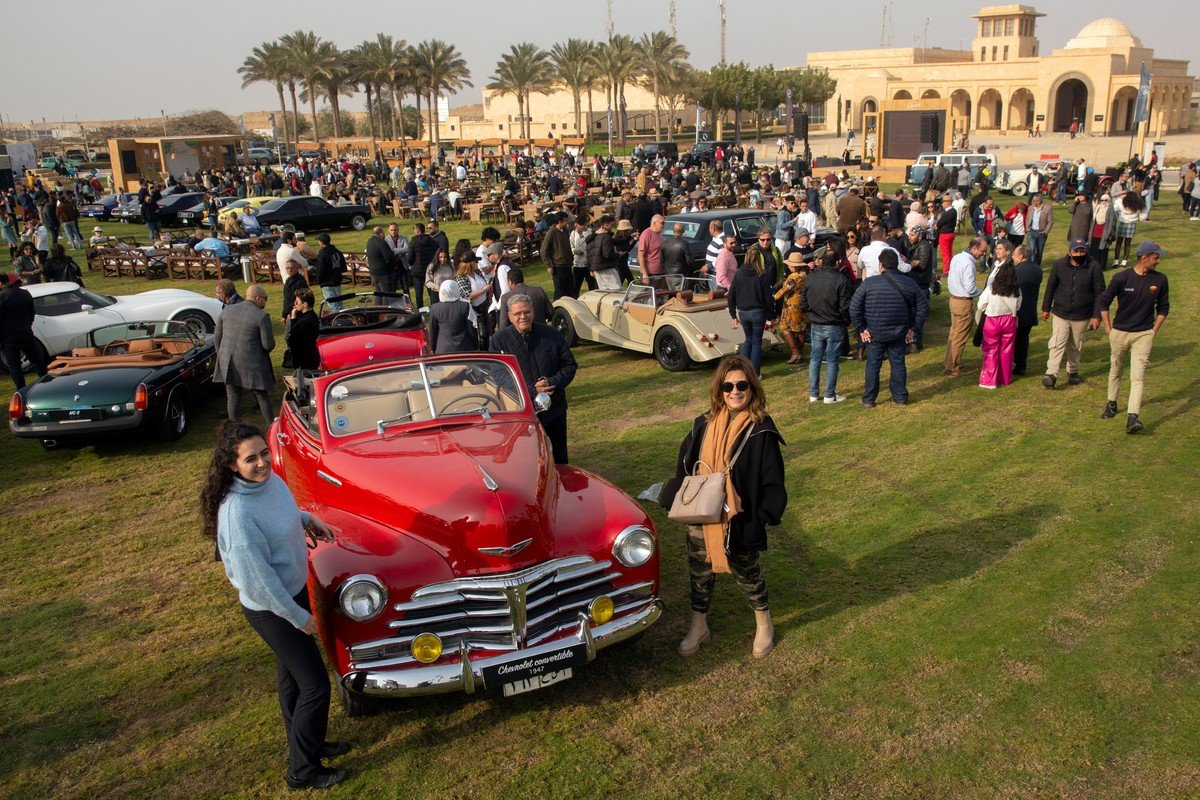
[752,609,774,658]
[678,612,711,656]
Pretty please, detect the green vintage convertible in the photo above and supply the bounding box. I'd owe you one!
[8,321,215,450]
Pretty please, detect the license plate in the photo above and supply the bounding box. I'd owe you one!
[502,668,572,697]
[481,643,588,689]
[47,408,100,421]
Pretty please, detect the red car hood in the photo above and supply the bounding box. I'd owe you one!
[320,418,558,575]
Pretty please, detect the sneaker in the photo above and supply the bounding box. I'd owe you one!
[1190,216,1200,221]
[1101,401,1118,419]
[979,384,997,389]
[823,394,847,404]
[809,395,820,403]
[286,767,348,790]
[1126,413,1144,434]
[1042,374,1056,389]
[1068,373,1082,386]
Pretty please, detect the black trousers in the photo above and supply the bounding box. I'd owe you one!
[539,411,569,464]
[409,270,428,308]
[3,336,47,389]
[242,591,330,783]
[571,268,596,296]
[1014,322,1034,375]
[551,267,574,300]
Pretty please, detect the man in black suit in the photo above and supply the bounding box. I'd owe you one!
[497,267,553,329]
[489,295,577,464]
[364,226,395,294]
[1011,243,1044,376]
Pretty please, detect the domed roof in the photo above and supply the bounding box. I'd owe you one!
[1065,18,1142,49]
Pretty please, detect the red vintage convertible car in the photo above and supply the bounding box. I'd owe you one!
[316,291,427,371]
[270,353,661,714]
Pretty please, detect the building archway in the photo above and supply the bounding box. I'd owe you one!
[1008,89,1034,130]
[977,89,1003,129]
[950,89,972,119]
[921,89,941,99]
[1052,77,1090,132]
[862,98,878,114]
[893,90,912,100]
[1109,86,1138,133]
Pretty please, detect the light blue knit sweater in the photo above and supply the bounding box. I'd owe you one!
[217,473,313,628]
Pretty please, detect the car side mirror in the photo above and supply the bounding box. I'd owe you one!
[611,299,622,308]
[81,304,94,313]
[534,392,551,412]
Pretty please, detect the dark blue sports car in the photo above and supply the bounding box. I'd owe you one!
[79,194,131,221]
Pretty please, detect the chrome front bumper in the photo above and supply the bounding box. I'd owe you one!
[343,600,662,698]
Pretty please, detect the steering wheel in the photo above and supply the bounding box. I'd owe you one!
[329,312,360,328]
[438,393,501,416]
[102,340,131,355]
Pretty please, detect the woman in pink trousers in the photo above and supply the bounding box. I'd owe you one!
[975,261,1022,388]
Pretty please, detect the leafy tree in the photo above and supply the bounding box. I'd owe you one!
[745,67,786,142]
[489,43,553,139]
[549,39,598,138]
[636,32,689,141]
[314,107,359,139]
[239,41,292,150]
[312,43,357,138]
[166,110,239,135]
[659,64,703,139]
[411,39,472,151]
[696,62,752,139]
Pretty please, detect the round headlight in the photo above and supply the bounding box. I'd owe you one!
[589,596,614,625]
[612,526,655,567]
[335,575,387,621]
[411,633,443,663]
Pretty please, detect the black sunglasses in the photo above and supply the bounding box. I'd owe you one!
[721,380,750,393]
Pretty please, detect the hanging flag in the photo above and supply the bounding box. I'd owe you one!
[237,115,245,134]
[734,91,742,146]
[269,114,276,127]
[785,87,794,142]
[1133,62,1152,125]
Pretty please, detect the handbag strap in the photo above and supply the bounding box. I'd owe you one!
[724,424,755,475]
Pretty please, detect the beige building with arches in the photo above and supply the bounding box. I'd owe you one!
[803,6,1193,139]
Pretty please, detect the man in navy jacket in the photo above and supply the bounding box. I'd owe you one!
[850,249,929,407]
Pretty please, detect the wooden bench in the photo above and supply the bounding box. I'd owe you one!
[250,251,280,283]
[345,253,371,286]
[166,254,224,280]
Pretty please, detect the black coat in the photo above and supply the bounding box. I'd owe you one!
[662,414,787,554]
[907,239,934,290]
[728,266,775,318]
[428,300,478,354]
[1042,255,1104,320]
[409,233,440,273]
[315,244,347,288]
[364,234,394,278]
[489,322,577,423]
[0,285,36,342]
[1013,259,1044,328]
[284,310,321,370]
[281,273,308,321]
[801,266,853,326]
[660,234,692,276]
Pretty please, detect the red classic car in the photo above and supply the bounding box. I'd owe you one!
[316,291,427,371]
[270,353,661,714]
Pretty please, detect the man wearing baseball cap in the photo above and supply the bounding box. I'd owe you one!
[1098,241,1170,433]
[314,233,347,311]
[0,272,48,388]
[1040,237,1105,389]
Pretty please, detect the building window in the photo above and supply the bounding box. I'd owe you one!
[551,123,556,130]
[981,47,987,61]
[450,125,456,131]
[498,124,504,130]
[806,102,826,125]
[982,19,991,37]
[1003,46,1009,60]
[992,46,998,61]
[1005,18,1014,36]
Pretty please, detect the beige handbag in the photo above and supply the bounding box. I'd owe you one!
[668,427,753,524]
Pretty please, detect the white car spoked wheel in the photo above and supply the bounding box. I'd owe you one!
[1011,182,1028,197]
[172,309,215,335]
[653,327,691,372]
[551,309,578,346]
[350,215,368,231]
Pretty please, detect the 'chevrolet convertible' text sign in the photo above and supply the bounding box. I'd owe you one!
[482,644,589,688]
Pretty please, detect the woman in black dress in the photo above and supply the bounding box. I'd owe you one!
[284,288,321,370]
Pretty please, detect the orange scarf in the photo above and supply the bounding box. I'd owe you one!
[697,408,753,573]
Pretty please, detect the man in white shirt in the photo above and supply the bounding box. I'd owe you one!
[384,222,410,292]
[794,198,818,239]
[857,226,909,280]
[944,236,988,376]
[275,230,308,274]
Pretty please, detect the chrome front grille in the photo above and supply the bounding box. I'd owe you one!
[348,556,655,668]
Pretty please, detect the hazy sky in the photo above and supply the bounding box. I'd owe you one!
[5,0,1196,122]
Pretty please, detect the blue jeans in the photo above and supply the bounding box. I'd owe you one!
[1027,230,1047,266]
[808,324,844,398]
[863,339,908,404]
[145,220,162,241]
[737,307,766,374]
[320,285,344,311]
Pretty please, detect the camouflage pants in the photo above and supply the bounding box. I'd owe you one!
[686,525,769,613]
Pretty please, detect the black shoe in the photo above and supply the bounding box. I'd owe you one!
[893,398,908,405]
[1013,369,1026,376]
[320,741,352,760]
[287,767,348,790]
[1041,374,1056,389]
[1126,413,1144,434]
[861,399,876,408]
[1068,373,1082,386]
[1101,401,1118,419]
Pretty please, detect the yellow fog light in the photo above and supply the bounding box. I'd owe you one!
[411,633,443,663]
[589,596,615,625]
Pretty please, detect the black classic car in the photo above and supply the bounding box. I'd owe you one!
[252,196,372,232]
[662,209,840,270]
[177,195,239,228]
[8,321,215,449]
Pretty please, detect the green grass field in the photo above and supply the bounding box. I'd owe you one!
[2,197,1198,799]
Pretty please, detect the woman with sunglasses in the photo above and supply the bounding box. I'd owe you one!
[662,356,787,658]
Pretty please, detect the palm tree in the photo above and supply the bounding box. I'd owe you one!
[239,41,291,150]
[411,39,471,151]
[549,39,597,139]
[312,44,357,139]
[488,43,553,139]
[348,45,379,140]
[285,30,338,142]
[594,35,639,145]
[636,32,689,141]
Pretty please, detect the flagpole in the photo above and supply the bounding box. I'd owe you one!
[1129,62,1150,163]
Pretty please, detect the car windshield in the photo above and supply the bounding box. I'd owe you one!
[258,199,288,213]
[325,359,526,437]
[321,291,416,318]
[731,216,773,238]
[69,320,195,350]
